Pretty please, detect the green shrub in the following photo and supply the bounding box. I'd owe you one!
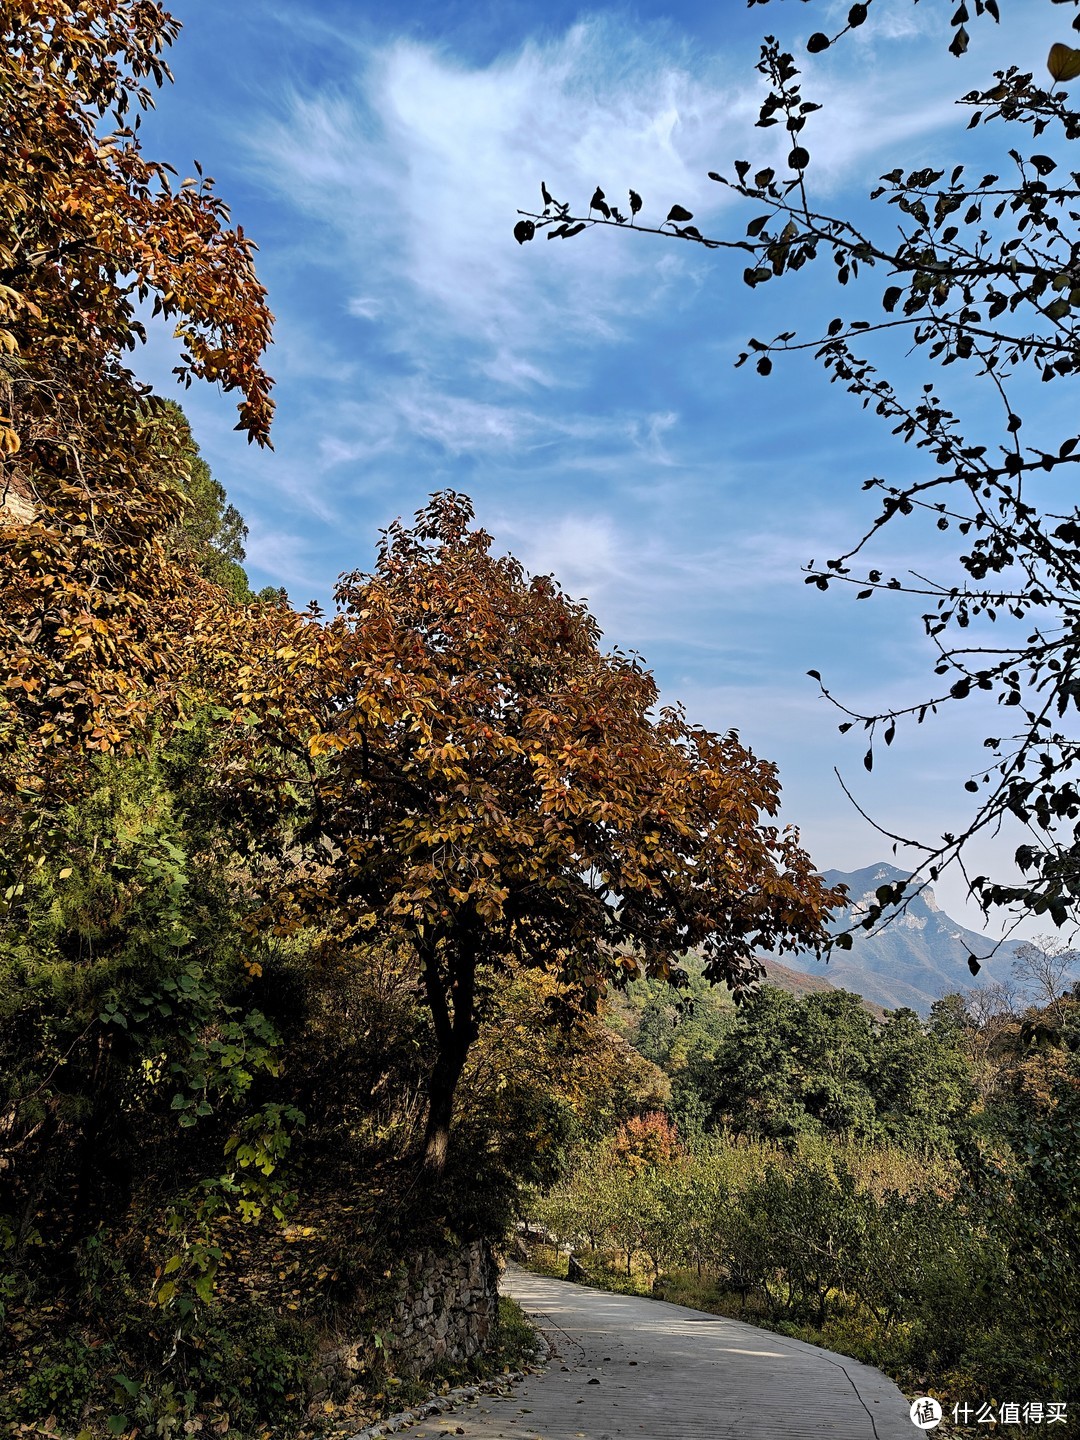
[182,1304,315,1432]
[11,1334,103,1429]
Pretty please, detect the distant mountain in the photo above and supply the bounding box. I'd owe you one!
[758,956,887,1019]
[764,862,1020,1016]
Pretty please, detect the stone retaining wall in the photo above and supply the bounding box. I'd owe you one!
[311,1240,499,1402]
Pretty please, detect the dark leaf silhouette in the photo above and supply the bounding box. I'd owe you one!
[541,180,555,207]
[513,219,535,245]
[1047,42,1080,82]
[515,19,1080,927]
[590,187,611,218]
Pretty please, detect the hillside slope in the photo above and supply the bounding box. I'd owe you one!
[770,862,1019,1014]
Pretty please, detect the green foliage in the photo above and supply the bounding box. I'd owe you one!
[1,1298,314,1438]
[872,1006,974,1153]
[14,1334,101,1429]
[963,1066,1080,1397]
[175,1303,315,1432]
[0,729,301,1255]
[255,584,290,607]
[608,956,734,1134]
[155,403,254,602]
[677,984,975,1152]
[495,1296,538,1369]
[0,711,315,1433]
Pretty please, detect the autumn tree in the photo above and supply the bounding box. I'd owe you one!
[0,0,278,1171]
[234,493,840,1174]
[515,1,1080,933]
[0,8,278,1208]
[0,0,273,796]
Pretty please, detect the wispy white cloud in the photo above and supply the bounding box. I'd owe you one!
[229,7,985,539]
[490,495,856,643]
[247,12,971,370]
[247,18,741,364]
[243,521,326,596]
[346,295,382,320]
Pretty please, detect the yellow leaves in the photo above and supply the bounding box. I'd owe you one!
[307,731,349,758]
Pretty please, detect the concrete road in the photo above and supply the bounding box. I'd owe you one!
[403,1265,915,1440]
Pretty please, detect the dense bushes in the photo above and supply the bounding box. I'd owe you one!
[617,974,976,1152]
[0,711,672,1434]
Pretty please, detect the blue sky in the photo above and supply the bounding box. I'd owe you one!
[131,0,1075,935]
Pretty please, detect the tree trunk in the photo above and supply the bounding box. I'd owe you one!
[422,1047,466,1176]
[418,929,479,1178]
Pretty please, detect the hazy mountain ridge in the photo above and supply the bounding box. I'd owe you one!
[757,956,888,1018]
[765,862,1020,1015]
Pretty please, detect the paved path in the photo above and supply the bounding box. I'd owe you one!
[402,1265,914,1440]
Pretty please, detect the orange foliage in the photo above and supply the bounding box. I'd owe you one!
[613,1111,682,1170]
[0,2,274,818]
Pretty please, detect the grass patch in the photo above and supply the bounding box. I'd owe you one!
[495,1295,539,1369]
[520,1243,568,1279]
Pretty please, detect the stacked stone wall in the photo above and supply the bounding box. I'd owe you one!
[311,1240,499,1402]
